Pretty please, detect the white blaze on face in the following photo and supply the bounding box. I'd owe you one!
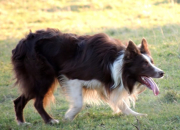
[142,54,163,78]
[140,54,164,96]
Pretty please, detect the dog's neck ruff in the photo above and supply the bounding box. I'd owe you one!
[111,53,124,89]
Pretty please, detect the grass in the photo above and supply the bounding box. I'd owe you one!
[0,0,180,129]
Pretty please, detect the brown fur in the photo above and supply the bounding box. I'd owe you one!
[43,79,58,107]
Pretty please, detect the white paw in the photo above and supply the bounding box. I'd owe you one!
[17,121,31,125]
[133,113,148,117]
[49,119,59,124]
[141,113,148,117]
[64,115,74,121]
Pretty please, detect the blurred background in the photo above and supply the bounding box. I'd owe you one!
[1,0,180,39]
[0,0,180,129]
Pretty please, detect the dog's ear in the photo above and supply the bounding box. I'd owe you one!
[139,38,151,55]
[125,40,140,60]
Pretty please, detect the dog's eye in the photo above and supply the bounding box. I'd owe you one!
[150,59,154,64]
[143,61,149,68]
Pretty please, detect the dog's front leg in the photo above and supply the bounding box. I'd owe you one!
[119,100,147,116]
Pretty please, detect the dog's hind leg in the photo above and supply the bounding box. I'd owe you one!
[34,96,59,124]
[13,95,31,125]
[64,80,83,121]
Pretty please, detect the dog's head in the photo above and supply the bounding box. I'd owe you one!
[122,38,164,95]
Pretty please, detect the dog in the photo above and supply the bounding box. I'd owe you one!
[12,28,164,125]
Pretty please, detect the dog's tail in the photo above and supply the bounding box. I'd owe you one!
[11,29,60,107]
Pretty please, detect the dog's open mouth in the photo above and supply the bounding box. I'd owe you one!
[139,76,159,96]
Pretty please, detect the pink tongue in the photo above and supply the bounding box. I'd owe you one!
[141,76,159,96]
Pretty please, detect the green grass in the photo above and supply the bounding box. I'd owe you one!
[0,0,180,129]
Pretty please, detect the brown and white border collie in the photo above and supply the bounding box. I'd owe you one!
[12,28,164,125]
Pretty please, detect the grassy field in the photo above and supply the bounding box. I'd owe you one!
[0,0,180,129]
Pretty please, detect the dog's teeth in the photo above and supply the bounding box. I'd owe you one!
[142,77,145,81]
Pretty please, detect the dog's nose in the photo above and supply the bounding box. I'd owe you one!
[159,71,164,77]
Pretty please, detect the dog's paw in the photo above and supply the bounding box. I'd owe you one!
[141,113,148,117]
[49,119,59,124]
[64,115,74,121]
[17,121,31,125]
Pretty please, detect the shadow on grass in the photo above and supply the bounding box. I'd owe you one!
[153,0,180,5]
[43,4,112,12]
[161,90,180,103]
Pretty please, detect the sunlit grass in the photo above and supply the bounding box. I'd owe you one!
[0,0,180,129]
